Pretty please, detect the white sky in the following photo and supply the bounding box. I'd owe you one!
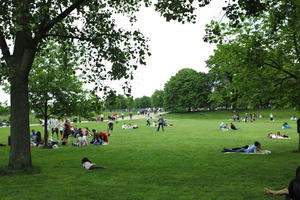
[0,1,225,104]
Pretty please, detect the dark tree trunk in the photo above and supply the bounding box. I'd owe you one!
[8,67,32,169]
[8,31,37,170]
[43,101,49,148]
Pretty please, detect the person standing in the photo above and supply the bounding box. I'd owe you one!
[146,117,152,127]
[157,115,165,132]
[107,120,114,136]
[50,118,59,140]
[129,113,133,120]
[121,113,124,120]
[270,113,274,122]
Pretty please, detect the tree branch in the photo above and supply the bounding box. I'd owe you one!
[36,0,87,41]
[44,33,114,42]
[264,62,299,80]
[0,30,11,64]
[44,33,96,42]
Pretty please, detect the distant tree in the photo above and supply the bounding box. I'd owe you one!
[126,97,135,112]
[134,96,152,109]
[72,93,103,122]
[151,90,165,108]
[0,102,9,115]
[104,91,118,112]
[164,68,211,112]
[29,42,85,146]
[115,95,128,111]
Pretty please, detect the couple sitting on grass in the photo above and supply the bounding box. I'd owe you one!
[222,141,271,154]
[267,131,290,139]
[219,122,239,131]
[122,123,138,130]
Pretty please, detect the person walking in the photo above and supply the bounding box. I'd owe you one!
[157,115,165,132]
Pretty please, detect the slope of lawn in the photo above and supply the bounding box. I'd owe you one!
[0,110,299,200]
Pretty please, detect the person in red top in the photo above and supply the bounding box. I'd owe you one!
[96,130,109,145]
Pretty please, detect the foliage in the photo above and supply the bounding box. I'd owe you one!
[0,102,9,116]
[205,0,300,109]
[164,68,211,112]
[151,90,165,108]
[29,41,85,119]
[134,96,152,109]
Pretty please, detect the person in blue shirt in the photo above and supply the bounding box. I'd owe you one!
[221,141,261,153]
[282,122,291,129]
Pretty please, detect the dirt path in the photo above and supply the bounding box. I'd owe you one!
[122,112,167,121]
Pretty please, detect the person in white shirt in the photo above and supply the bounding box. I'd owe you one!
[82,157,106,170]
[50,118,59,139]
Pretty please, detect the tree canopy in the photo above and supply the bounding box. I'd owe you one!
[164,68,211,112]
[205,0,300,109]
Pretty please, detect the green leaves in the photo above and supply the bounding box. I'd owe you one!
[164,68,211,112]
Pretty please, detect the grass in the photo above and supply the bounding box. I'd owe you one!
[0,110,299,200]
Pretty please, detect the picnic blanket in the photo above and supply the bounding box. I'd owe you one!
[224,150,271,155]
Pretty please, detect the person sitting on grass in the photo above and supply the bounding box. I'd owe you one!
[282,122,291,129]
[32,131,43,147]
[72,133,88,146]
[122,123,128,130]
[219,122,229,131]
[94,130,109,145]
[82,157,106,170]
[230,123,239,130]
[264,166,300,200]
[221,141,262,153]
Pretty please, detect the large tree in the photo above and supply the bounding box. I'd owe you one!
[204,0,300,109]
[164,68,211,112]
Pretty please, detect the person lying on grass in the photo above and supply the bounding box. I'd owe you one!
[82,157,106,170]
[221,141,262,153]
[264,166,300,200]
[267,131,289,139]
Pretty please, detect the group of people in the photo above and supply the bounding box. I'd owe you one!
[219,122,239,131]
[232,113,262,122]
[121,123,139,130]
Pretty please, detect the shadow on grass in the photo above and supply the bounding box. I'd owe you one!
[0,166,41,176]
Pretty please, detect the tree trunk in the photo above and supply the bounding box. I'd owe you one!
[298,134,300,152]
[43,101,49,148]
[8,31,37,170]
[8,69,32,169]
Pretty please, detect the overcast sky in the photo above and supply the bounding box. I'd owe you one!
[120,1,225,98]
[0,1,225,104]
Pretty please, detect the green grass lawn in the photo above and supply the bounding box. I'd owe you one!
[0,110,299,200]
